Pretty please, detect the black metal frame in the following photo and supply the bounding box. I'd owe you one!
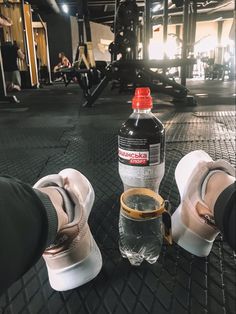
[82,59,194,107]
[70,0,198,107]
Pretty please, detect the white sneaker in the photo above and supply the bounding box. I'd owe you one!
[172,150,235,257]
[34,169,102,291]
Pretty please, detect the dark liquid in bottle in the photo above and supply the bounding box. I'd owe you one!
[119,116,165,165]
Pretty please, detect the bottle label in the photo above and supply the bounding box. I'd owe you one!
[118,136,161,166]
[118,148,149,165]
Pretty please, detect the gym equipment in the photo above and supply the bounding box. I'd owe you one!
[109,0,139,61]
[79,0,195,107]
[82,59,193,107]
[33,14,52,85]
[57,0,106,96]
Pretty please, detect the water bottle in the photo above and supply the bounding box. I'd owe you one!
[119,188,172,266]
[118,87,165,193]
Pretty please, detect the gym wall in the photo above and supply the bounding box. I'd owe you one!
[70,17,113,63]
[41,13,73,69]
[90,22,113,62]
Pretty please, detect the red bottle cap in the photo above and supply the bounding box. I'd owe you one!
[132,87,153,109]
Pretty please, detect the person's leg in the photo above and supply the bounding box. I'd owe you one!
[0,169,102,295]
[53,68,63,82]
[196,173,235,250]
[33,169,102,291]
[0,177,58,295]
[4,72,13,91]
[171,150,235,256]
[12,70,21,88]
[214,183,235,250]
[53,65,59,73]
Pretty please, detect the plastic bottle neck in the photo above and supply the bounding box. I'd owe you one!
[133,108,152,114]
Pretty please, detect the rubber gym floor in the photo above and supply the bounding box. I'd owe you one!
[0,79,235,314]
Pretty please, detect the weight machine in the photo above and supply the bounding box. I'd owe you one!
[63,0,196,107]
[59,0,107,97]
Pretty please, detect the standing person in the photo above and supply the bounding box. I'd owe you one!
[1,40,25,91]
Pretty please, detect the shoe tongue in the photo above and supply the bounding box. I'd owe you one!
[54,187,74,222]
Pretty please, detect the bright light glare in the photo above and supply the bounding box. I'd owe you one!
[149,40,163,59]
[152,3,162,12]
[62,4,69,14]
[221,38,234,47]
[224,52,230,63]
[149,38,178,59]
[195,36,217,54]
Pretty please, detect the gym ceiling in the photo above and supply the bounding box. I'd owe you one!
[29,0,233,24]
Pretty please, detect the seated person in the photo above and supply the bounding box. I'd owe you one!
[53,52,71,82]
[53,52,71,72]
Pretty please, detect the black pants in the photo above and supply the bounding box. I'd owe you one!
[0,177,58,296]
[214,182,236,250]
[0,177,235,295]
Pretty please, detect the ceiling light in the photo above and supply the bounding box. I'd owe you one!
[152,3,162,12]
[62,4,69,14]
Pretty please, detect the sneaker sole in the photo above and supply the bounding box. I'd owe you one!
[172,204,214,257]
[50,170,100,290]
[172,151,234,257]
[46,238,102,291]
[34,168,101,291]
